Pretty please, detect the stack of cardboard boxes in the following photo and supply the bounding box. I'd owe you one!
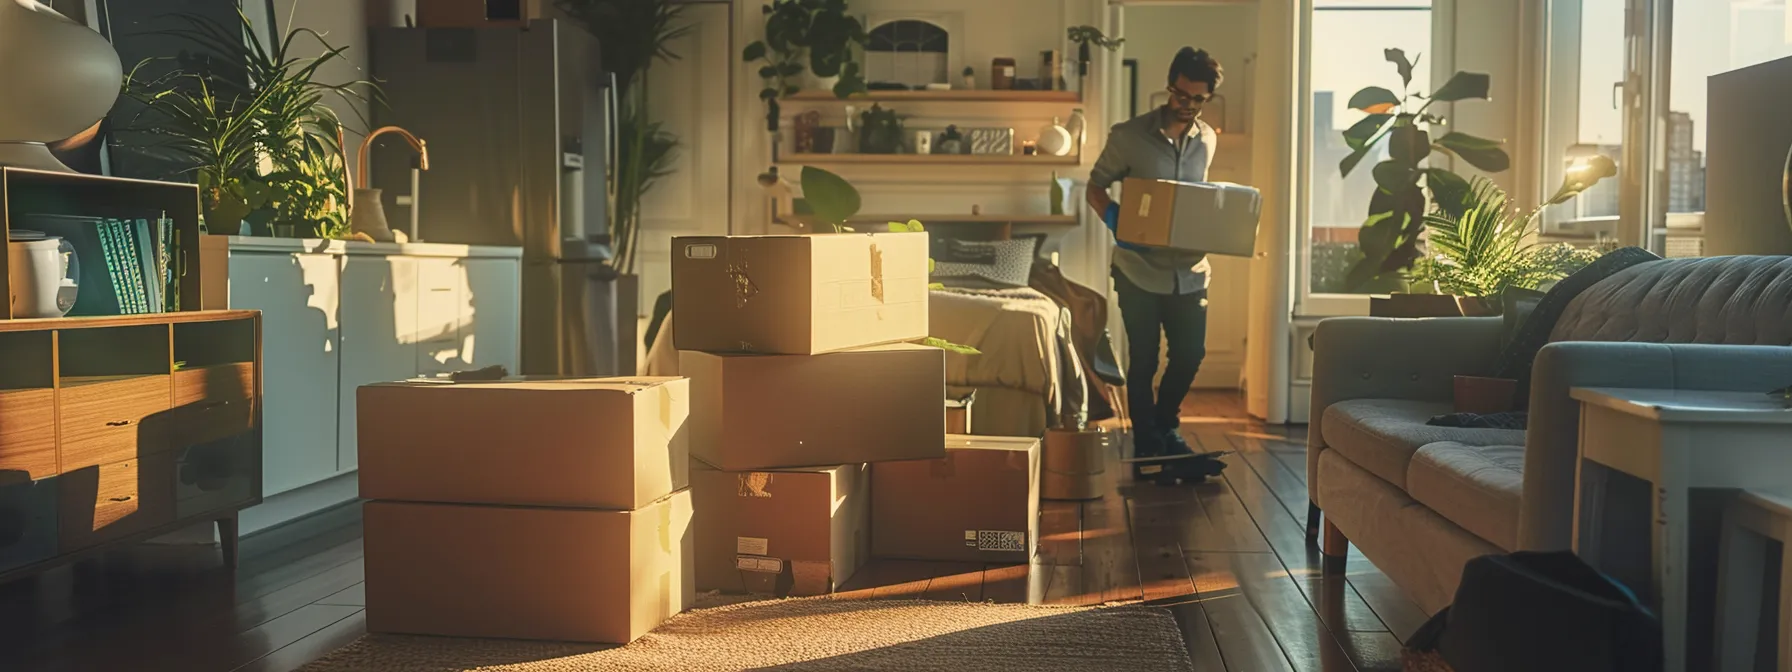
[673,233,1042,596]
[356,377,694,644]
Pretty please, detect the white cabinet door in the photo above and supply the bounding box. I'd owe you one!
[414,257,464,375]
[230,252,341,495]
[338,255,419,472]
[461,259,522,374]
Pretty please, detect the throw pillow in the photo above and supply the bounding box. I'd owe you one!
[932,236,1044,289]
[1498,287,1546,353]
[1489,247,1662,406]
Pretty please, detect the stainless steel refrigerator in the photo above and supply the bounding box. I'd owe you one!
[369,19,635,377]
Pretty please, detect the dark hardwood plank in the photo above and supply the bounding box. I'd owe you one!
[1035,500,1082,566]
[1164,599,1228,671]
[1126,498,1198,601]
[1224,551,1382,672]
[314,582,364,607]
[235,610,367,672]
[34,603,361,672]
[1082,493,1142,605]
[1185,551,1296,672]
[1037,563,1087,606]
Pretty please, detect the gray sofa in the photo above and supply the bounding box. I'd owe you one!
[1308,255,1792,614]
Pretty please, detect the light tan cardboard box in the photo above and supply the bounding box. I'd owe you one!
[691,463,869,597]
[358,377,688,510]
[671,232,929,355]
[682,343,946,471]
[1117,177,1262,257]
[871,435,1041,564]
[363,490,693,644]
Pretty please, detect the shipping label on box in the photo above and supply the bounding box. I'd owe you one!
[363,490,693,645]
[692,464,869,597]
[1116,177,1262,257]
[358,377,689,510]
[671,233,930,355]
[682,344,945,471]
[872,435,1040,564]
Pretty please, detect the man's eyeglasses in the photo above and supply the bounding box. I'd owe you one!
[1166,88,1213,105]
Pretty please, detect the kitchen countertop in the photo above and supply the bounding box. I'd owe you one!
[203,235,523,259]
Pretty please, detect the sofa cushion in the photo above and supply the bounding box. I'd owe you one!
[1408,442,1525,551]
[1552,255,1792,346]
[1321,399,1528,490]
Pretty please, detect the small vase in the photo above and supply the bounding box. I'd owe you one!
[808,72,840,93]
[350,188,395,242]
[1036,117,1073,157]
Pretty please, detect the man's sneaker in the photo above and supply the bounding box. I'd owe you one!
[1130,430,1164,480]
[1161,428,1196,456]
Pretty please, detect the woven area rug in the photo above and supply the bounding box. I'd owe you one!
[301,597,1193,672]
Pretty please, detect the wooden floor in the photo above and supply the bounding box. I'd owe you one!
[0,390,1427,672]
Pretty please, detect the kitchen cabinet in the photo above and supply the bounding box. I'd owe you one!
[201,237,522,530]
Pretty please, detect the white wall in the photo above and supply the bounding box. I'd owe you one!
[266,0,375,170]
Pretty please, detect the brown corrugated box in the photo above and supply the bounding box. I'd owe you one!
[681,344,946,471]
[1117,177,1263,257]
[691,463,869,597]
[671,233,929,355]
[363,490,693,644]
[871,435,1040,564]
[357,377,688,510]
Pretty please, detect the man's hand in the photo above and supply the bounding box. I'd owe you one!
[1104,203,1145,252]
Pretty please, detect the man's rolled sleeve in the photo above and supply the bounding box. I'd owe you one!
[1089,128,1131,190]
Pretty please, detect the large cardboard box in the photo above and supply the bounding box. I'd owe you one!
[872,435,1040,564]
[1116,177,1262,257]
[682,344,946,470]
[363,490,693,644]
[691,463,869,596]
[358,377,688,510]
[671,233,929,355]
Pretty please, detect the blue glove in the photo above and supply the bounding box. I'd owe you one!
[1103,203,1145,252]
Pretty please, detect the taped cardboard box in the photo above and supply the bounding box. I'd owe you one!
[1117,177,1262,257]
[358,377,688,510]
[671,232,929,355]
[691,463,869,597]
[363,490,693,645]
[682,344,946,471]
[871,435,1040,564]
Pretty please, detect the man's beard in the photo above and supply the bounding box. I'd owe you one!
[1173,107,1199,122]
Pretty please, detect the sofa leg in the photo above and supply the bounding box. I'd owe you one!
[1305,502,1321,540]
[1322,519,1349,559]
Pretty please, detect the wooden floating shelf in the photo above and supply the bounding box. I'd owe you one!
[777,214,1079,227]
[0,310,260,332]
[787,90,1082,103]
[777,153,1079,166]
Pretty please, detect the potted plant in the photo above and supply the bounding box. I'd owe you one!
[122,10,370,238]
[803,0,868,97]
[743,0,868,123]
[1067,25,1123,78]
[1337,49,1510,310]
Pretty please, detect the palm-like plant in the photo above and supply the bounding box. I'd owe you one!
[1413,156,1617,299]
[121,9,373,238]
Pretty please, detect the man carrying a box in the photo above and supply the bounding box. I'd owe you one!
[1085,47,1226,474]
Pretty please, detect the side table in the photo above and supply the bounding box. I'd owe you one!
[1571,387,1792,672]
[1715,490,1792,672]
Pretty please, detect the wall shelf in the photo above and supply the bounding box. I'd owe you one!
[777,153,1079,167]
[777,214,1078,227]
[787,90,1082,104]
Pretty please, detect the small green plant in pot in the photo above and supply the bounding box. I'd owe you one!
[1338,49,1510,292]
[743,0,869,126]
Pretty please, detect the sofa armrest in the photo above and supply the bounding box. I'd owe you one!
[1518,342,1792,551]
[1307,317,1503,503]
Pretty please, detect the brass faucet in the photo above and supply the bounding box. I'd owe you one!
[351,126,430,241]
[356,125,429,189]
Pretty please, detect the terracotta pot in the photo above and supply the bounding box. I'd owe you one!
[1453,375,1519,414]
[1456,295,1499,317]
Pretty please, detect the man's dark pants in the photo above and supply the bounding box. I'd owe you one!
[1112,269,1207,446]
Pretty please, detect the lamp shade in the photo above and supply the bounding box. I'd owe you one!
[0,0,123,172]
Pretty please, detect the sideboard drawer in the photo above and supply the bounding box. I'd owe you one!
[173,363,254,408]
[59,376,173,471]
[0,477,56,573]
[0,389,57,481]
[58,458,175,552]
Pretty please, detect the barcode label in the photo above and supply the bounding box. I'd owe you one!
[968,530,1026,552]
[736,555,782,573]
[737,537,769,555]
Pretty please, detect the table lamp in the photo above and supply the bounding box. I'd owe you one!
[0,0,124,173]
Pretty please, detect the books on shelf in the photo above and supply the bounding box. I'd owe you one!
[17,213,178,317]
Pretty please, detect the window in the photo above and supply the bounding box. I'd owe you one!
[1301,0,1435,305]
[1541,0,1629,240]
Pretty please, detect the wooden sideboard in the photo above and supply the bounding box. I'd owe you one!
[0,310,262,581]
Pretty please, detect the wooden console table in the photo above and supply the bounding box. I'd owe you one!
[0,310,263,581]
[1571,386,1792,672]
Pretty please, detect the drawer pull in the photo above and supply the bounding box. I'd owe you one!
[105,420,133,427]
[108,495,134,503]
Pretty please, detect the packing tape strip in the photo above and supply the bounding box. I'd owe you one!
[868,241,885,303]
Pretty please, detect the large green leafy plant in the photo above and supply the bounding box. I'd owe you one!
[558,0,691,274]
[122,10,371,238]
[743,0,869,118]
[1338,49,1510,290]
[1413,156,1616,298]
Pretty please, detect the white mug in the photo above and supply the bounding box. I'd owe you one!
[8,238,75,318]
